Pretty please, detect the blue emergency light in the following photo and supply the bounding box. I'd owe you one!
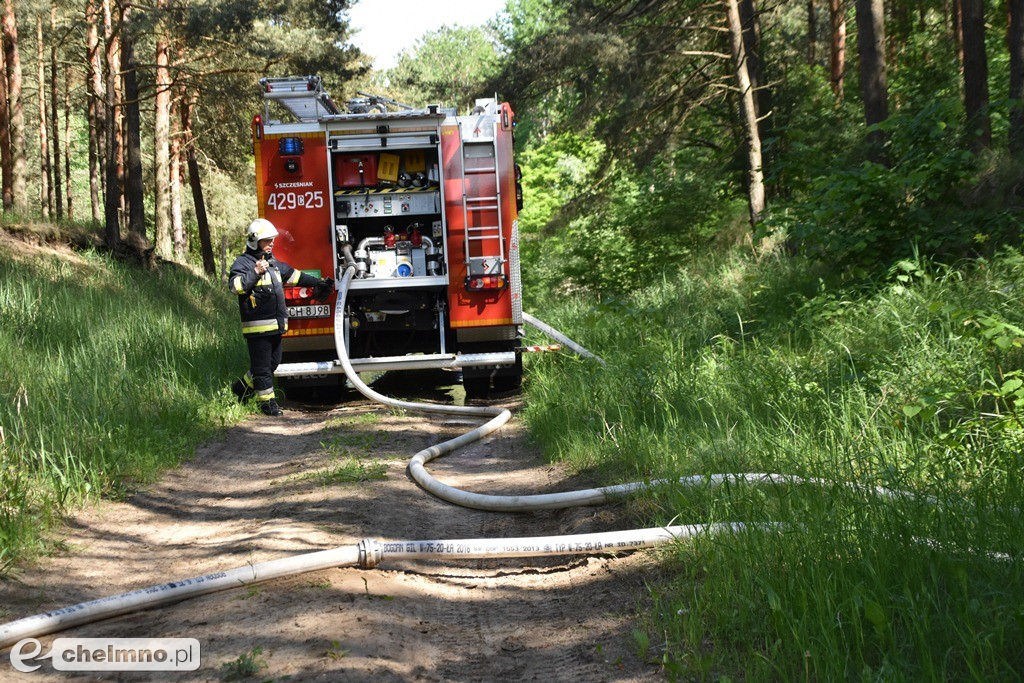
[278,137,304,156]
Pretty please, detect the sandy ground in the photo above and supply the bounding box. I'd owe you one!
[0,374,664,681]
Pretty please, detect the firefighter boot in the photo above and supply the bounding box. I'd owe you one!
[230,379,255,402]
[260,399,284,417]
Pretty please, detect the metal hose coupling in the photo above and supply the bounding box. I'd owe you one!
[357,539,383,569]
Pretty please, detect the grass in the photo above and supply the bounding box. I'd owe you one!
[292,459,387,486]
[305,577,332,589]
[0,231,249,570]
[324,639,349,660]
[320,431,381,455]
[220,646,268,681]
[4,219,1019,676]
[523,246,1024,680]
[324,411,381,428]
[235,586,260,600]
[320,413,397,460]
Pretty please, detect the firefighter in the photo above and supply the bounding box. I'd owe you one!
[228,218,333,416]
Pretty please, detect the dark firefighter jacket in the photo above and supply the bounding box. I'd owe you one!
[228,248,319,337]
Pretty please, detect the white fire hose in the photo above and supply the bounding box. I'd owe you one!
[0,525,746,649]
[522,312,605,365]
[0,266,924,649]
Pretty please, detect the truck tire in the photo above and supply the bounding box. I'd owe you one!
[491,353,523,394]
[462,374,491,399]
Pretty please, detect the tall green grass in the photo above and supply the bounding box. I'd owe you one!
[524,248,1024,679]
[0,239,249,569]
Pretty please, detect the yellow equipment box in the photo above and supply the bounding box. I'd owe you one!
[378,152,400,183]
[403,150,426,173]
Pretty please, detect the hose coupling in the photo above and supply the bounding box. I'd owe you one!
[357,539,383,569]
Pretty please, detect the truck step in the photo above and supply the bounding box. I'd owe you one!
[275,352,517,376]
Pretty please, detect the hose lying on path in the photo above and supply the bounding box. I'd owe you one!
[0,265,930,649]
[0,525,743,649]
[332,268,920,511]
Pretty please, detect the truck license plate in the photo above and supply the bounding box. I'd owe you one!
[287,304,330,319]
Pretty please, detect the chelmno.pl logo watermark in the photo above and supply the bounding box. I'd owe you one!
[9,638,200,672]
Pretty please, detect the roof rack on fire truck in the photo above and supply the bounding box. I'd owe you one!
[261,75,455,124]
[259,75,340,123]
[347,91,414,114]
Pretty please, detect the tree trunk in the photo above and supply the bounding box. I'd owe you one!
[726,0,766,226]
[183,89,215,276]
[170,43,185,259]
[64,62,72,220]
[855,0,889,162]
[49,1,62,219]
[3,0,27,214]
[738,0,766,119]
[35,14,50,218]
[154,9,171,258]
[889,0,910,65]
[0,33,9,212]
[170,49,184,259]
[170,111,184,259]
[1011,0,1024,153]
[829,0,846,100]
[120,0,144,237]
[102,0,120,245]
[85,0,102,224]
[103,0,124,226]
[961,0,990,151]
[807,0,817,63]
[952,0,964,71]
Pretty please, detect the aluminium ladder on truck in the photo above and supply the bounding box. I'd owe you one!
[260,76,452,125]
[460,118,507,281]
[259,76,340,123]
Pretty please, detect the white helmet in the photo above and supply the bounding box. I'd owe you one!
[246,218,279,249]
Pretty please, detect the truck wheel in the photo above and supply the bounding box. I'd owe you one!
[462,374,491,400]
[316,379,346,403]
[491,354,523,394]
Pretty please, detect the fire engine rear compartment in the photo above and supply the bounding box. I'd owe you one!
[332,124,448,363]
[258,77,523,397]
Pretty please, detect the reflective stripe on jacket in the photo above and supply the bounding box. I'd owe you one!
[227,248,319,337]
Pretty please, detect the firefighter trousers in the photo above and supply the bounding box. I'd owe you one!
[245,333,283,402]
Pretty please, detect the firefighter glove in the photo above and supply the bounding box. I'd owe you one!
[313,277,334,301]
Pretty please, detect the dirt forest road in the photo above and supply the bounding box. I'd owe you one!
[0,374,664,681]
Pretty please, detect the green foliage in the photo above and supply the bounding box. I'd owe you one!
[492,0,566,54]
[761,62,864,197]
[199,166,258,267]
[324,639,349,660]
[523,246,1024,679]
[294,459,387,486]
[898,283,1024,442]
[767,98,1023,269]
[516,132,604,235]
[494,0,731,162]
[886,20,961,113]
[386,25,500,112]
[495,0,1024,285]
[523,144,747,299]
[0,238,247,569]
[323,411,380,428]
[220,646,268,681]
[183,0,365,82]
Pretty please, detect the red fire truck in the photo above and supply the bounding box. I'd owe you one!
[252,76,524,397]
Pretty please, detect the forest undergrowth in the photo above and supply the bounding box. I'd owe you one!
[0,226,249,571]
[523,245,1024,679]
